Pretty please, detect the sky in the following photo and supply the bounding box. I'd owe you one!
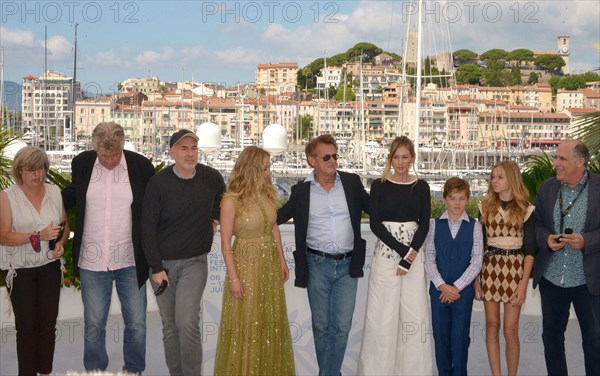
[1,0,599,97]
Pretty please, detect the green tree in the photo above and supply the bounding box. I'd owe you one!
[346,42,383,62]
[581,71,600,82]
[334,85,356,101]
[482,59,505,86]
[328,53,348,67]
[325,85,337,100]
[507,48,534,66]
[508,65,522,85]
[455,64,482,84]
[549,75,561,95]
[0,127,21,189]
[527,72,539,84]
[557,75,588,90]
[158,85,168,98]
[534,54,566,73]
[293,114,313,141]
[298,66,314,90]
[573,111,600,163]
[522,152,555,202]
[480,49,509,62]
[453,49,478,65]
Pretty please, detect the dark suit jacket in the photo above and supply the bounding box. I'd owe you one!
[533,172,600,295]
[62,150,155,288]
[277,170,370,288]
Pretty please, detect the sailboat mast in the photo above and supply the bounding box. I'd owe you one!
[0,48,4,126]
[42,24,47,149]
[71,23,78,143]
[413,0,423,169]
[360,55,366,174]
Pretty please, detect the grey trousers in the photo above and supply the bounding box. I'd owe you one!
[151,254,208,376]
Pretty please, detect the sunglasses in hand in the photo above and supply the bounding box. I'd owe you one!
[49,221,66,251]
[154,268,169,296]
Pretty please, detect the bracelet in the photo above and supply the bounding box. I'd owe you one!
[230,278,239,283]
[224,250,234,254]
[29,231,41,253]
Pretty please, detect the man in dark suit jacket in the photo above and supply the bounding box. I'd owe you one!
[533,140,600,376]
[62,122,154,373]
[278,134,369,376]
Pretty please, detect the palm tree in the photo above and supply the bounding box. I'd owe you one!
[0,126,21,190]
[521,152,555,202]
[572,110,600,173]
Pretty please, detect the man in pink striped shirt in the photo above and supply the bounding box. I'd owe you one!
[63,122,155,373]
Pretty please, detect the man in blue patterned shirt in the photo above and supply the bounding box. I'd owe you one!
[533,140,600,376]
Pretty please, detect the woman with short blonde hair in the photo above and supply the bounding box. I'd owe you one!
[0,146,68,376]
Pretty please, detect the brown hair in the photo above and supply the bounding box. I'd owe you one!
[12,146,49,185]
[305,134,337,168]
[443,177,471,199]
[381,136,416,182]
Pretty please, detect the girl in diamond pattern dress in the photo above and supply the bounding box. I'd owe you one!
[475,160,536,376]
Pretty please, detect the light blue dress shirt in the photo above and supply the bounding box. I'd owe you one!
[305,171,354,254]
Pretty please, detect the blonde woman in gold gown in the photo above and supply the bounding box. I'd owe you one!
[214,146,295,375]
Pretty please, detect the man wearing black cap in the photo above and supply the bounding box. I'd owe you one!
[142,129,225,375]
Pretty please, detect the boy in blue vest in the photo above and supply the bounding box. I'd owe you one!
[424,177,484,376]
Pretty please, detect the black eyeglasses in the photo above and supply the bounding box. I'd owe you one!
[320,153,338,162]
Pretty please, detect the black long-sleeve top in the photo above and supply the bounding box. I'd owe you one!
[369,178,431,270]
[141,164,225,273]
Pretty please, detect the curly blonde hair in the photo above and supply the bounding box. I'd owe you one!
[225,146,279,210]
[480,160,530,230]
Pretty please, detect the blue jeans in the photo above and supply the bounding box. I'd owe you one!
[307,252,357,376]
[150,254,208,376]
[80,266,147,373]
[540,277,600,376]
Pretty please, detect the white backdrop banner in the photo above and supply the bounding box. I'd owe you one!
[202,223,379,375]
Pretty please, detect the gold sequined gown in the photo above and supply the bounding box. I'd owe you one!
[214,200,295,376]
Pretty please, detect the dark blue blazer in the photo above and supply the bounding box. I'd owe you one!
[277,170,370,288]
[62,150,155,287]
[533,172,600,295]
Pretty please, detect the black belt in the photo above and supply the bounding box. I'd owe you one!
[485,247,521,257]
[307,247,353,260]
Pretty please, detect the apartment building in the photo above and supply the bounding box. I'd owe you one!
[255,62,298,95]
[119,76,161,94]
[556,90,584,112]
[21,70,82,145]
[478,111,570,148]
[75,96,114,138]
[317,66,343,89]
[581,88,600,109]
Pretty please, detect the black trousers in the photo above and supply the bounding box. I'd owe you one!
[540,277,600,376]
[9,260,61,376]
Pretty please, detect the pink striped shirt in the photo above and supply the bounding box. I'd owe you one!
[79,153,135,271]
